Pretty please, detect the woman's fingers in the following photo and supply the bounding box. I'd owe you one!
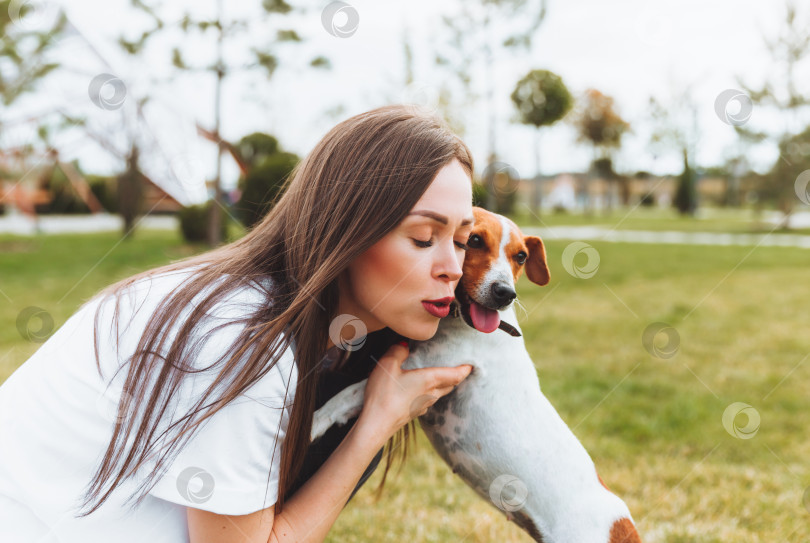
[411,364,473,389]
[381,341,472,385]
[363,341,473,430]
[411,384,458,418]
[433,384,455,398]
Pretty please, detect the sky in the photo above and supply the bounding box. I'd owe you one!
[3,0,809,205]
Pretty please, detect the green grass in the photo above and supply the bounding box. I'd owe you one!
[1,229,809,542]
[511,204,810,235]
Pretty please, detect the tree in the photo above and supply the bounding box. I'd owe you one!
[432,1,549,170]
[196,130,298,229]
[571,89,630,212]
[57,63,162,239]
[510,69,573,215]
[116,143,145,239]
[648,86,701,216]
[673,149,698,216]
[0,1,65,106]
[764,125,810,227]
[119,0,332,246]
[735,0,810,227]
[231,132,295,229]
[236,151,298,229]
[0,1,68,219]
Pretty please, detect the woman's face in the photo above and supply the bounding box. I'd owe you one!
[337,158,474,343]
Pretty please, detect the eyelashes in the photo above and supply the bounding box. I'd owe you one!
[412,239,469,251]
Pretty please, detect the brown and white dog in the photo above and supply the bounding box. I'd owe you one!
[313,207,642,543]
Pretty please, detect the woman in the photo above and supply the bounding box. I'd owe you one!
[0,104,476,542]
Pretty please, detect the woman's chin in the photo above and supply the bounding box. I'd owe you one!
[393,319,440,342]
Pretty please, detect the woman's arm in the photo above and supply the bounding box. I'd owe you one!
[186,418,388,543]
[187,342,472,543]
[269,416,391,542]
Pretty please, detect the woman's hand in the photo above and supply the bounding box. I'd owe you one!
[356,340,473,441]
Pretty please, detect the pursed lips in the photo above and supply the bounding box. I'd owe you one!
[422,296,455,318]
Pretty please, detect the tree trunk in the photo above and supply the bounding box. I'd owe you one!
[207,0,225,247]
[533,129,542,216]
[117,145,143,239]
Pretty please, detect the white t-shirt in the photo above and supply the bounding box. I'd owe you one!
[0,267,298,543]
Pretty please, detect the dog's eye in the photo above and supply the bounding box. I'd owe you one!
[515,251,527,265]
[467,234,484,249]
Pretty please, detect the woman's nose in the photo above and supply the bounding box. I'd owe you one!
[435,239,463,282]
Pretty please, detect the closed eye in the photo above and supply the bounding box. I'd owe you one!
[412,238,469,250]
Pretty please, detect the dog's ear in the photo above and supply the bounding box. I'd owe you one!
[524,236,550,286]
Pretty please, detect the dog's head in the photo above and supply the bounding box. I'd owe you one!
[454,207,550,333]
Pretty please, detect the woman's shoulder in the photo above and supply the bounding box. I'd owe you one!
[89,265,293,380]
[93,265,276,322]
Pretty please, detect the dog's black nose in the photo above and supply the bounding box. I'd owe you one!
[491,282,516,305]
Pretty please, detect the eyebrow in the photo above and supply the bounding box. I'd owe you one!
[407,210,474,227]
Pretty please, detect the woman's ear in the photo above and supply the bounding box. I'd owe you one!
[524,236,550,286]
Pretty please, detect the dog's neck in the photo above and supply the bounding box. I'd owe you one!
[409,304,638,542]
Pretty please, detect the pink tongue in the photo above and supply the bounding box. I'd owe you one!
[469,301,501,333]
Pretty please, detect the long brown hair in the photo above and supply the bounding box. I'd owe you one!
[76,104,475,517]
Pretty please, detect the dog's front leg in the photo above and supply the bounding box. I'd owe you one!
[310,379,368,442]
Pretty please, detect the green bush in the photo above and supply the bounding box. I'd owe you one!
[87,175,118,213]
[472,182,487,208]
[237,133,280,167]
[674,166,698,216]
[178,200,226,243]
[34,168,90,214]
[235,152,298,229]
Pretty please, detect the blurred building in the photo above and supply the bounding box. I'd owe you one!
[516,172,762,212]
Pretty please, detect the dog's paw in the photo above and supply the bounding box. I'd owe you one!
[310,380,368,441]
[332,400,363,426]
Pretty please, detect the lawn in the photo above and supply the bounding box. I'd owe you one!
[1,228,808,542]
[511,204,810,235]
